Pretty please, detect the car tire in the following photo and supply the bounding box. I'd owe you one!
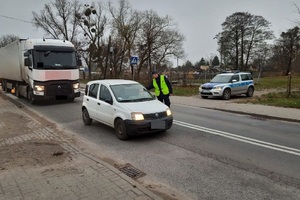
[82,108,92,125]
[222,88,231,100]
[246,87,254,97]
[115,119,129,140]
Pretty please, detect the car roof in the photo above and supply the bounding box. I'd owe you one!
[87,79,140,86]
[218,72,250,76]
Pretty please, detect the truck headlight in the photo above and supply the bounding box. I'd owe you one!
[33,85,44,95]
[34,85,44,92]
[166,108,172,116]
[131,112,144,120]
[73,83,80,89]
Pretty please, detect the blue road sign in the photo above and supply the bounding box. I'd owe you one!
[130,56,138,65]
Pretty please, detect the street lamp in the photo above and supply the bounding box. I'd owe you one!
[109,46,114,78]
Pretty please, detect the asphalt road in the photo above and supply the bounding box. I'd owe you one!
[13,93,300,200]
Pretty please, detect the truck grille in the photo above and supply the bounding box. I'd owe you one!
[46,84,72,96]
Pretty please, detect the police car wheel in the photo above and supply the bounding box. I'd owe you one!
[222,89,231,100]
[246,87,254,97]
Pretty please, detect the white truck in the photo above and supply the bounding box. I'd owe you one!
[0,38,81,103]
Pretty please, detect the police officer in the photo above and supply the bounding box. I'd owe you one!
[147,71,172,107]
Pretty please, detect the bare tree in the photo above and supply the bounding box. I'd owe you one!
[109,0,141,79]
[0,34,19,47]
[216,12,273,70]
[138,10,185,78]
[32,0,81,42]
[76,2,107,79]
[276,26,300,75]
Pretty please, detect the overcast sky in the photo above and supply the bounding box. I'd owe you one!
[0,0,299,65]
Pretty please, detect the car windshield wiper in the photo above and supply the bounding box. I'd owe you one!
[118,98,153,102]
[118,99,134,102]
[131,98,153,102]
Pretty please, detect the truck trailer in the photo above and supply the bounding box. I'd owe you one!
[0,38,81,103]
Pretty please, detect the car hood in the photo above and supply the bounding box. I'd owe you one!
[202,82,228,88]
[121,99,169,113]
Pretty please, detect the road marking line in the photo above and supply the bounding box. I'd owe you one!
[174,120,300,156]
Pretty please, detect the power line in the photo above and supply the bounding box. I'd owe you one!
[0,14,32,24]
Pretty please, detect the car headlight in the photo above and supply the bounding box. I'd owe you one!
[34,85,44,92]
[131,112,144,120]
[199,85,202,91]
[166,108,172,116]
[73,83,80,89]
[213,86,223,91]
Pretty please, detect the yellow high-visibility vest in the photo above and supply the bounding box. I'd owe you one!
[153,75,169,96]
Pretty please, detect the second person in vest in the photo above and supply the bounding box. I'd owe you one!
[147,71,172,107]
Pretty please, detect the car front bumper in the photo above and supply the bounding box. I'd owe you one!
[124,116,173,135]
[200,89,223,97]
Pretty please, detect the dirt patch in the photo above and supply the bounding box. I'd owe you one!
[0,139,68,170]
[0,107,69,171]
[0,112,31,139]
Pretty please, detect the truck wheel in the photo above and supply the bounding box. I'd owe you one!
[28,89,35,104]
[1,80,5,91]
[115,119,129,140]
[222,89,231,100]
[5,82,10,93]
[82,108,92,125]
[15,84,20,98]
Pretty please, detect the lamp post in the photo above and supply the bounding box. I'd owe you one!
[109,46,114,78]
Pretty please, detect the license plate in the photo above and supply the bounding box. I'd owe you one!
[202,90,209,93]
[151,120,166,129]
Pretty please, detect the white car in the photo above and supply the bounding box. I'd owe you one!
[82,79,173,140]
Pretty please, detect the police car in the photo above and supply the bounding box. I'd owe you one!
[82,79,173,140]
[199,71,255,100]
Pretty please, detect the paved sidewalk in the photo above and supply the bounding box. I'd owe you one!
[171,95,300,122]
[0,93,163,200]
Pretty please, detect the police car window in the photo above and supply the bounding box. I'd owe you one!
[99,85,112,101]
[88,84,99,98]
[231,75,239,81]
[241,74,249,81]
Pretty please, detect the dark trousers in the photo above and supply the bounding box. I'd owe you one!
[157,94,171,107]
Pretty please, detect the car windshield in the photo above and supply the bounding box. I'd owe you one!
[110,83,155,102]
[210,75,232,83]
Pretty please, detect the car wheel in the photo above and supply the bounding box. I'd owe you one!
[82,108,92,125]
[246,87,254,97]
[222,88,231,100]
[115,119,129,140]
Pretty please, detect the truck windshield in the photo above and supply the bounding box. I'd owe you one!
[33,50,77,69]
